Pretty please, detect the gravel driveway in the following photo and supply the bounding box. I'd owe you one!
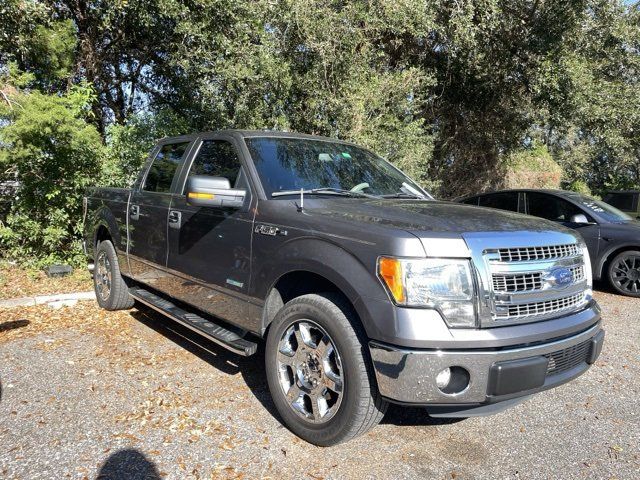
[0,288,638,479]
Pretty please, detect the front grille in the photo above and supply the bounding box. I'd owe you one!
[545,339,592,375]
[493,272,543,292]
[492,265,586,293]
[496,293,584,318]
[498,244,580,262]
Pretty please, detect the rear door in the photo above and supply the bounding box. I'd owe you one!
[128,140,193,288]
[164,134,259,330]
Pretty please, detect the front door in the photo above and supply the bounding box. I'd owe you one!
[165,136,259,330]
[128,140,193,289]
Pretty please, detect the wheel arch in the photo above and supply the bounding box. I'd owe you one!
[597,243,640,279]
[89,206,123,259]
[256,239,390,338]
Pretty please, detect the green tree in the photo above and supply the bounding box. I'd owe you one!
[103,109,190,187]
[0,71,103,266]
[549,0,640,193]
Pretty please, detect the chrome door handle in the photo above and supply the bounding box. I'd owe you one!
[129,204,140,220]
[168,210,181,229]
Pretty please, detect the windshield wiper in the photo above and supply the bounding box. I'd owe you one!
[271,188,377,198]
[380,192,425,199]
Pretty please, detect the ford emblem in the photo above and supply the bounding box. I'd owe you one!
[546,267,573,288]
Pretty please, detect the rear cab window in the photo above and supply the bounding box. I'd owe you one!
[143,141,191,193]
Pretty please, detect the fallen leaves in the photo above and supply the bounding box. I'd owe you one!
[0,264,92,299]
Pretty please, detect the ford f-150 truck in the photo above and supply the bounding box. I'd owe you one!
[84,130,605,446]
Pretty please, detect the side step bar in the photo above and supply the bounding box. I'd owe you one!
[129,286,258,356]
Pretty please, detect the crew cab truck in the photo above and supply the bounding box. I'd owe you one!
[84,130,605,446]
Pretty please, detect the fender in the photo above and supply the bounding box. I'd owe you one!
[92,206,122,246]
[596,242,640,279]
[255,236,395,339]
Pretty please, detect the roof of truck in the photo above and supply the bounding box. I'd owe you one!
[158,129,356,145]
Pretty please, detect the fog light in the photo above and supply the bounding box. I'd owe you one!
[435,366,470,395]
[436,368,452,389]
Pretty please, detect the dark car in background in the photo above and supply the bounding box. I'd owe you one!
[603,191,640,219]
[458,189,640,297]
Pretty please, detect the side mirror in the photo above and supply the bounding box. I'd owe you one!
[569,213,591,224]
[185,175,246,209]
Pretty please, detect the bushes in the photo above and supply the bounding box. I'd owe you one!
[502,144,563,190]
[0,83,103,267]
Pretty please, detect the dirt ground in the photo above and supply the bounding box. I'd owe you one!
[0,263,92,299]
[0,276,638,479]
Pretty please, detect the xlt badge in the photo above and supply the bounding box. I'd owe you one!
[255,224,287,236]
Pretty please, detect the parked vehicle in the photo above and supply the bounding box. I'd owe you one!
[458,189,640,297]
[603,190,640,218]
[84,131,604,445]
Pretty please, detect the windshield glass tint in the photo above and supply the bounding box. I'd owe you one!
[245,137,426,197]
[570,194,632,222]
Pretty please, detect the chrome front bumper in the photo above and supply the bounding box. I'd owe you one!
[370,322,604,406]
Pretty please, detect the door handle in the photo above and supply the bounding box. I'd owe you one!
[129,204,139,220]
[168,210,181,229]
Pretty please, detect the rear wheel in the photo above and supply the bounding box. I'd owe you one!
[265,293,387,446]
[94,240,135,310]
[607,250,640,297]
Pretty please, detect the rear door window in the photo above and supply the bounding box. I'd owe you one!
[478,192,519,212]
[144,142,190,193]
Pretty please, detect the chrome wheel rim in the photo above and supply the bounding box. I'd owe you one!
[96,251,112,301]
[276,320,344,424]
[612,254,640,294]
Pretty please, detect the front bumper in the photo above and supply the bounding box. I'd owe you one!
[370,322,604,410]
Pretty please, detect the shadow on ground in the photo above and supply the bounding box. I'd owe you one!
[129,307,279,420]
[96,448,160,480]
[128,306,454,429]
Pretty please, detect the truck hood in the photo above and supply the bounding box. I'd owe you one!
[305,198,582,257]
[308,198,572,235]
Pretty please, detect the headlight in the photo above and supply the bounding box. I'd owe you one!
[378,257,477,327]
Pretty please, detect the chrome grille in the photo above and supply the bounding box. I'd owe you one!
[498,244,580,262]
[571,265,585,283]
[493,272,543,292]
[492,265,585,293]
[545,339,592,375]
[495,293,584,318]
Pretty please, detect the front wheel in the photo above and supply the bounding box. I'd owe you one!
[265,293,387,446]
[608,250,640,297]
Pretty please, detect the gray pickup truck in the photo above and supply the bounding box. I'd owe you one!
[84,130,605,446]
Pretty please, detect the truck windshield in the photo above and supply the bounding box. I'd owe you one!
[245,137,429,198]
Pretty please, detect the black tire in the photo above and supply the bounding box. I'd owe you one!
[94,240,135,310]
[607,250,640,297]
[265,293,387,446]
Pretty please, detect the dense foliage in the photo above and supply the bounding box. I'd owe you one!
[0,0,639,264]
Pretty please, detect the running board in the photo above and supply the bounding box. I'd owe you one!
[129,286,258,356]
